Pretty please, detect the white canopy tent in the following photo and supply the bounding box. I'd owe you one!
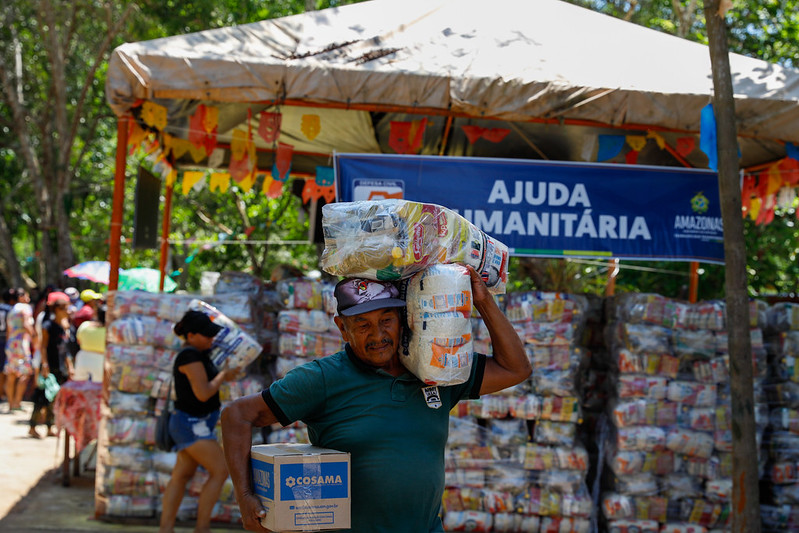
[104,0,799,288]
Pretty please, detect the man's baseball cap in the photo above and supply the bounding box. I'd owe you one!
[80,289,104,303]
[334,278,406,317]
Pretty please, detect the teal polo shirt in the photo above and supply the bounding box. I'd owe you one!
[262,345,485,533]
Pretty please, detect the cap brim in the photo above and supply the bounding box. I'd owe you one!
[199,323,223,337]
[339,298,406,317]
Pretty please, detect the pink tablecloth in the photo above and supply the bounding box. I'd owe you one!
[54,380,102,452]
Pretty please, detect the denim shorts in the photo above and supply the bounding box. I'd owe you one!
[168,409,220,452]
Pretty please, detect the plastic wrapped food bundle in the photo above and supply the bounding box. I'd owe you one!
[188,299,263,371]
[400,264,474,386]
[603,293,768,533]
[320,199,508,294]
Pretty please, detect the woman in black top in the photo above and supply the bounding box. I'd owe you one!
[29,293,74,438]
[159,310,238,533]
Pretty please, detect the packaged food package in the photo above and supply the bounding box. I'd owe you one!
[399,264,473,386]
[187,299,263,371]
[320,199,508,294]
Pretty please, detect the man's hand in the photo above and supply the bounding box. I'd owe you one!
[238,493,270,532]
[464,265,491,307]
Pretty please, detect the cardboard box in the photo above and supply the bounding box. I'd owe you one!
[251,443,351,531]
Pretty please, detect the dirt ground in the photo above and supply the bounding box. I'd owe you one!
[0,401,243,532]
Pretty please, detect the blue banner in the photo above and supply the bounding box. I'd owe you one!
[334,154,724,264]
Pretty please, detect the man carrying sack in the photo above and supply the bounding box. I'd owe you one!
[221,265,530,532]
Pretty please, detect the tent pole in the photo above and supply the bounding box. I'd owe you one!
[158,179,174,292]
[689,261,699,303]
[438,115,453,156]
[108,115,130,291]
[605,259,619,296]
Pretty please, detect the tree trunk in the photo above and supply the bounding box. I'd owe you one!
[0,211,23,287]
[704,2,761,532]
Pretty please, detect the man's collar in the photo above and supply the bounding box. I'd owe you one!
[344,344,416,381]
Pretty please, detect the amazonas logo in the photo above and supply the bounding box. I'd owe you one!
[691,191,709,214]
[285,474,344,489]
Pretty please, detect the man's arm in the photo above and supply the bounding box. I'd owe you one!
[221,394,279,532]
[465,266,531,395]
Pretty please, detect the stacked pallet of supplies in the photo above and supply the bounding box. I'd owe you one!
[95,285,267,522]
[442,291,592,533]
[600,293,768,533]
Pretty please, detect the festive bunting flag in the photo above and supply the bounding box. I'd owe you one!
[258,111,282,144]
[646,131,666,150]
[700,104,718,171]
[273,142,293,181]
[264,174,284,198]
[741,174,757,218]
[142,101,167,131]
[596,135,625,161]
[316,166,335,187]
[189,104,218,155]
[780,157,799,185]
[626,135,647,152]
[127,120,146,154]
[182,171,205,195]
[461,125,511,144]
[580,135,597,162]
[207,148,225,168]
[302,179,336,203]
[676,137,695,157]
[389,118,427,154]
[210,172,231,193]
[625,150,639,165]
[461,125,484,144]
[238,172,256,193]
[229,153,252,184]
[262,174,275,196]
[203,106,219,133]
[482,128,510,143]
[777,187,796,209]
[301,114,321,141]
[165,168,177,187]
[231,129,249,161]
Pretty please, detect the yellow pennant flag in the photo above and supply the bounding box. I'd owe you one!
[626,135,647,152]
[748,197,762,221]
[182,171,205,195]
[142,101,168,131]
[168,137,191,160]
[210,172,231,193]
[239,172,256,193]
[203,106,219,133]
[646,131,666,150]
[301,114,321,141]
[165,168,177,187]
[767,163,783,194]
[231,130,249,161]
[188,143,208,164]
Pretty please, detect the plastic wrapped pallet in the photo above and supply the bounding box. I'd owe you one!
[320,199,509,294]
[762,302,799,532]
[601,293,768,533]
[96,290,269,523]
[442,291,592,532]
[269,277,342,444]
